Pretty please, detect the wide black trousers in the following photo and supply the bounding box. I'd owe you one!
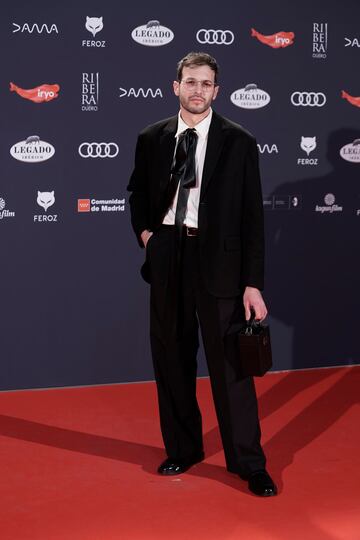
[147,226,266,477]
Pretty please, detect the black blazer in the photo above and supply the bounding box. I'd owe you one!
[127,110,265,297]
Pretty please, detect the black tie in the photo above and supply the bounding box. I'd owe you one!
[164,128,198,340]
[171,128,198,235]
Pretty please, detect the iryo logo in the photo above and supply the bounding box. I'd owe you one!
[251,28,294,48]
[10,82,60,103]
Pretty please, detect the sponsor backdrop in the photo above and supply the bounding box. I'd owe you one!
[1,0,359,390]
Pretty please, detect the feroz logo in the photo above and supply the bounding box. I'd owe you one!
[10,135,55,163]
[12,22,58,34]
[291,91,326,107]
[83,16,105,47]
[82,73,99,111]
[119,87,163,98]
[251,28,294,48]
[0,198,16,220]
[77,198,126,213]
[78,142,119,158]
[315,193,343,214]
[34,191,58,222]
[10,82,60,103]
[298,136,318,166]
[196,29,234,45]
[257,143,278,154]
[231,83,270,109]
[131,20,174,47]
[344,37,360,48]
[341,90,360,108]
[312,23,328,58]
[264,195,301,211]
[340,139,360,163]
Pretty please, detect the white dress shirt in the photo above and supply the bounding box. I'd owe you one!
[162,108,213,228]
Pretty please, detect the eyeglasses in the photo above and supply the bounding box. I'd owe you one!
[180,79,217,92]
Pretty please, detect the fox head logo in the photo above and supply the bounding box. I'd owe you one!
[37,191,55,212]
[300,136,316,156]
[85,16,103,37]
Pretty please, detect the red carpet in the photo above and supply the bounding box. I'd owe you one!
[0,366,359,539]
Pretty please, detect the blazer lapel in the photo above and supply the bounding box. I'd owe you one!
[159,116,178,191]
[200,111,226,201]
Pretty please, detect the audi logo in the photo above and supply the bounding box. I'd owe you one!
[78,142,119,158]
[196,29,234,45]
[290,92,327,107]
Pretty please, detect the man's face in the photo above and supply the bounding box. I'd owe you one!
[173,65,219,115]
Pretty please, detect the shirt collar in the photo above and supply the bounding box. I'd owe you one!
[176,108,213,139]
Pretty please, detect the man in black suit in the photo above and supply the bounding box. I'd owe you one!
[128,52,277,497]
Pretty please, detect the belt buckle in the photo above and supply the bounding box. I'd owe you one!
[186,227,197,237]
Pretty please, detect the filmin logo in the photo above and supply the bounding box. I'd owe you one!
[10,135,55,163]
[131,20,174,47]
[231,83,270,109]
[82,73,99,111]
[312,23,328,59]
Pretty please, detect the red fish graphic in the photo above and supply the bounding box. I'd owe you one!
[10,82,60,103]
[342,90,360,108]
[251,28,295,48]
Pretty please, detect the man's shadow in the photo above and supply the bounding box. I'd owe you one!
[265,127,360,372]
[0,366,358,496]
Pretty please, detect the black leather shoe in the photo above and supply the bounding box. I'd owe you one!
[243,470,277,497]
[157,452,204,475]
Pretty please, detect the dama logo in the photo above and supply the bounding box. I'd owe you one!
[12,22,58,34]
[119,87,163,98]
[344,37,360,48]
[10,82,60,103]
[341,90,360,108]
[257,143,278,154]
[251,28,294,48]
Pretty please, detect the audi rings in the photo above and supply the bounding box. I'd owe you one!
[196,29,234,45]
[290,92,327,107]
[78,142,119,158]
